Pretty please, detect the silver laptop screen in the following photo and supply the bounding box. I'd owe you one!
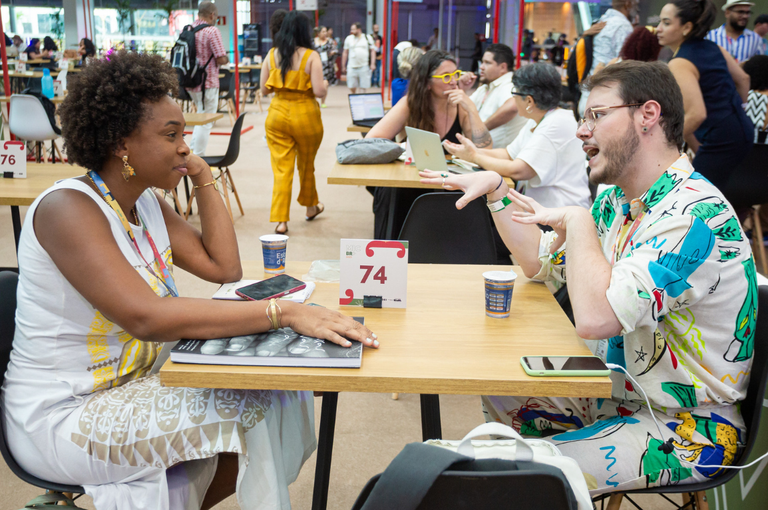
[349,94,384,121]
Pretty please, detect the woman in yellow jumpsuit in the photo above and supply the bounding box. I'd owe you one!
[260,11,326,234]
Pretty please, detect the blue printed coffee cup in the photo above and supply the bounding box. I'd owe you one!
[483,270,517,319]
[260,234,289,274]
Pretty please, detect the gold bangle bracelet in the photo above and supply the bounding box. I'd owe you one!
[267,298,282,330]
[194,180,218,190]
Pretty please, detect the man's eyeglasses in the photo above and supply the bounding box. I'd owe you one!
[431,70,464,83]
[732,10,752,17]
[579,103,644,132]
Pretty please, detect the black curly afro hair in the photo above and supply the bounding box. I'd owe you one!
[59,50,179,172]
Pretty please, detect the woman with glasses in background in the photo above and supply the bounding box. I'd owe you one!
[656,0,752,190]
[441,63,591,210]
[367,49,490,146]
[365,49,493,240]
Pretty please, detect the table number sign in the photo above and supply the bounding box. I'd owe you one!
[339,239,408,308]
[0,141,26,178]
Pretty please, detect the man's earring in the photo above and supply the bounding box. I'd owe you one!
[122,155,135,181]
[642,126,648,133]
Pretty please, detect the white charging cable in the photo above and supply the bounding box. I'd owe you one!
[604,362,768,470]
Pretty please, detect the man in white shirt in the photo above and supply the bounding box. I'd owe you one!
[578,0,637,115]
[342,22,376,94]
[461,44,527,148]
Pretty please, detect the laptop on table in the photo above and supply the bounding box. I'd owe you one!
[349,93,385,128]
[405,126,481,174]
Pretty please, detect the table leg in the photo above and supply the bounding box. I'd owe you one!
[311,392,338,510]
[420,394,442,441]
[12,205,21,253]
[385,188,398,240]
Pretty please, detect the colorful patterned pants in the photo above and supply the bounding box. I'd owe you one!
[265,93,323,222]
[482,395,741,494]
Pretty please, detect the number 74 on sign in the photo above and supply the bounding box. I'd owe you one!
[339,239,408,308]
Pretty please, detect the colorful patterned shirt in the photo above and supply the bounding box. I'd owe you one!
[706,25,765,62]
[533,155,756,422]
[188,19,227,93]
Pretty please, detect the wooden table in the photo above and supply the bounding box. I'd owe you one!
[183,112,224,126]
[347,123,370,134]
[329,160,514,238]
[160,260,611,510]
[0,70,59,78]
[0,95,65,104]
[0,163,84,251]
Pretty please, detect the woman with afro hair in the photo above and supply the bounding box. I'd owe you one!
[1,50,378,510]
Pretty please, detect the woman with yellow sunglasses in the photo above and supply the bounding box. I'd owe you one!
[366,49,492,239]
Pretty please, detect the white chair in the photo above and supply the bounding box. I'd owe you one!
[9,94,63,163]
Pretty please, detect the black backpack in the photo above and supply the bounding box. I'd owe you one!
[171,23,214,92]
[566,35,594,97]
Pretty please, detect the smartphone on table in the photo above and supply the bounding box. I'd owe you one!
[235,274,307,301]
[520,355,611,377]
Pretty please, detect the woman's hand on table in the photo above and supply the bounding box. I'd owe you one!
[419,169,507,210]
[284,302,379,349]
[443,133,477,161]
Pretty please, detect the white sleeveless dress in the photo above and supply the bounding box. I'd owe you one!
[1,179,316,510]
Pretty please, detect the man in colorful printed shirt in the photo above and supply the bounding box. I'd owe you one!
[186,1,228,156]
[419,60,756,494]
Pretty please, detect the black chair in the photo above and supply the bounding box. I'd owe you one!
[240,68,263,113]
[0,271,86,503]
[218,69,237,125]
[722,144,768,274]
[595,285,768,510]
[176,84,195,113]
[352,469,574,510]
[185,113,247,222]
[398,192,499,264]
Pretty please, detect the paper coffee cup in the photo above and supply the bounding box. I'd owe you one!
[483,270,517,319]
[260,234,288,274]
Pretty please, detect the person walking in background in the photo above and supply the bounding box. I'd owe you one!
[470,33,484,74]
[657,0,752,191]
[743,55,768,143]
[427,28,439,49]
[578,0,638,115]
[260,11,326,235]
[372,24,383,87]
[270,9,287,40]
[342,22,376,94]
[707,0,764,62]
[313,26,337,108]
[78,38,96,64]
[6,34,20,57]
[391,46,424,106]
[608,25,662,65]
[754,14,768,51]
[186,1,228,157]
[462,43,528,149]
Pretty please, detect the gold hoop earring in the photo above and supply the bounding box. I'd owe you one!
[122,155,135,181]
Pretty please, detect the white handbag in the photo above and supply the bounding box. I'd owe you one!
[426,422,594,510]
